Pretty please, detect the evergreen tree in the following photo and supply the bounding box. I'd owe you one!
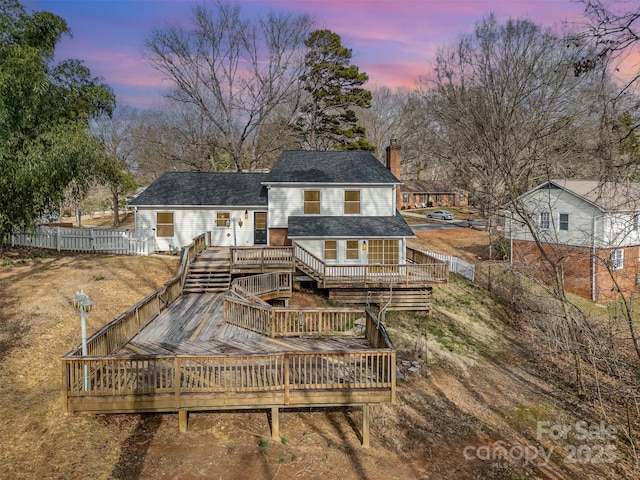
[297,29,374,151]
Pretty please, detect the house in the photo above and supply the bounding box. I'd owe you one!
[130,141,414,266]
[399,179,469,210]
[508,179,640,302]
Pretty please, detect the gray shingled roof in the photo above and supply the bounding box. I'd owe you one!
[287,215,415,238]
[129,172,268,207]
[266,150,400,184]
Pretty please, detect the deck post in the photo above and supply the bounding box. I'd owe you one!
[179,410,188,433]
[362,404,370,448]
[270,407,280,440]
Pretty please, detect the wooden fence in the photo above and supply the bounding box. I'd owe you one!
[8,226,155,256]
[410,247,475,282]
[66,233,209,357]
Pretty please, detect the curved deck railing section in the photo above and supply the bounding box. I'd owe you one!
[66,233,209,357]
[224,272,369,338]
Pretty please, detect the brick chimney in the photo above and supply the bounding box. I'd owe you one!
[385,138,402,210]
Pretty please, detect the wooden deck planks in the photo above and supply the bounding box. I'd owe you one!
[124,293,372,357]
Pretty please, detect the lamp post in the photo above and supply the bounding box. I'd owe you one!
[227,217,243,246]
[72,290,93,391]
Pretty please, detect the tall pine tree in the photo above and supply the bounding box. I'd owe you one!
[297,29,374,151]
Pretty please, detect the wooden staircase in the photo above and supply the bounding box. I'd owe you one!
[183,247,231,293]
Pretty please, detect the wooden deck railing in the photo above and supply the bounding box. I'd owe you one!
[224,271,369,338]
[230,246,294,273]
[293,244,325,279]
[62,348,395,413]
[271,308,364,337]
[293,243,448,288]
[66,233,209,357]
[231,271,292,298]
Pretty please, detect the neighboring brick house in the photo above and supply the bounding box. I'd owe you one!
[398,180,469,210]
[508,179,640,302]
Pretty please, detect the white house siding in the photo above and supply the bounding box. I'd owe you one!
[511,187,602,248]
[268,185,395,228]
[296,238,407,265]
[135,207,264,251]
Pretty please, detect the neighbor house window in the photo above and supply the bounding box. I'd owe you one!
[304,190,321,214]
[344,190,360,215]
[611,249,624,270]
[449,194,454,204]
[559,213,569,231]
[324,240,337,260]
[634,212,640,230]
[346,240,359,260]
[216,211,230,227]
[539,212,550,230]
[156,212,174,237]
[403,193,409,203]
[459,193,465,202]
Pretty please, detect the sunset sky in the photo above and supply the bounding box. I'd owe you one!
[25,0,592,108]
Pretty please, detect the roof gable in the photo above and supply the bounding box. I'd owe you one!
[129,172,268,207]
[266,150,400,184]
[520,179,640,212]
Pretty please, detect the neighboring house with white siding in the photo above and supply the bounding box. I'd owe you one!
[508,179,640,301]
[129,142,414,268]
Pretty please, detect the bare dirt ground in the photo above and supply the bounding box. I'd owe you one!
[1,225,637,479]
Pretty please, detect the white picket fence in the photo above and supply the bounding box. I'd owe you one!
[8,226,155,256]
[420,248,475,282]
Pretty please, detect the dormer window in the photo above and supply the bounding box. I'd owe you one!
[344,190,360,215]
[304,190,320,214]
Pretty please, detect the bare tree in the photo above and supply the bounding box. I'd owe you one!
[419,15,600,213]
[145,1,312,171]
[91,106,138,226]
[132,105,232,180]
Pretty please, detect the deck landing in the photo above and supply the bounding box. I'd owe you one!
[118,293,370,356]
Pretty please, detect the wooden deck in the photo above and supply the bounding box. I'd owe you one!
[119,293,371,356]
[62,235,396,446]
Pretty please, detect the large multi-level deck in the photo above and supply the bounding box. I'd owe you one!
[62,235,406,446]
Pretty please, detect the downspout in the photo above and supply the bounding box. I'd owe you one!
[592,214,604,302]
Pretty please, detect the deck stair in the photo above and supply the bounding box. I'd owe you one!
[183,247,231,293]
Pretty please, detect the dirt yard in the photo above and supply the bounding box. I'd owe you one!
[0,227,637,479]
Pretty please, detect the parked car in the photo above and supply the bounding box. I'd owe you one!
[426,210,454,220]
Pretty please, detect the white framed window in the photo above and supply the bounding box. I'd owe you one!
[559,213,569,231]
[216,211,230,228]
[346,240,359,260]
[539,211,550,230]
[304,190,321,214]
[634,212,640,230]
[611,249,624,270]
[324,240,337,260]
[344,190,361,215]
[156,212,174,237]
